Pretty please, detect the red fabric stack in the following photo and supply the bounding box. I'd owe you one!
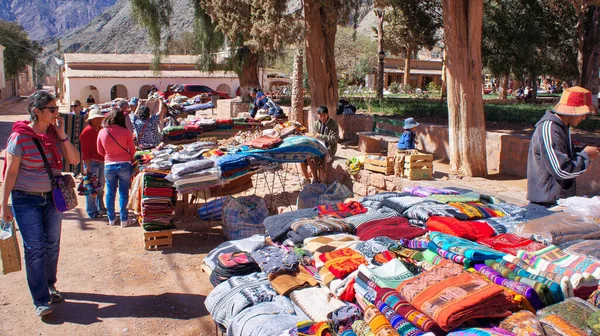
[246,136,283,149]
[317,201,367,219]
[426,216,496,241]
[477,234,546,255]
[356,217,425,241]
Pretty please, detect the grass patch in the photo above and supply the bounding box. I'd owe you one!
[348,98,600,131]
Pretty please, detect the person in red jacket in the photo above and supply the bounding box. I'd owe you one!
[80,108,107,218]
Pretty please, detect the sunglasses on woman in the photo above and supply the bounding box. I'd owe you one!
[41,106,59,113]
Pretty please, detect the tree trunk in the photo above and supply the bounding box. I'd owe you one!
[531,72,538,101]
[235,48,260,103]
[443,0,487,177]
[499,72,509,100]
[441,47,447,99]
[304,0,340,135]
[290,48,305,123]
[403,47,412,89]
[577,5,600,107]
[376,9,385,100]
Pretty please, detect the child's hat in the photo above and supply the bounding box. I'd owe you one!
[403,117,419,129]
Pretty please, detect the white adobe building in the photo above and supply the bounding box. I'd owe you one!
[62,53,246,104]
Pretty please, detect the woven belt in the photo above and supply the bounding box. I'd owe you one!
[13,190,52,197]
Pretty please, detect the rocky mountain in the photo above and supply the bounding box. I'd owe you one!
[38,0,197,72]
[0,0,118,43]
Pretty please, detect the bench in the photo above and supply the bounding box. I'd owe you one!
[357,115,404,154]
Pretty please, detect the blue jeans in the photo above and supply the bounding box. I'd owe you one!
[12,191,63,306]
[105,162,132,221]
[84,161,106,218]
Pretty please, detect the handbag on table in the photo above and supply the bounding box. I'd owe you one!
[32,139,78,212]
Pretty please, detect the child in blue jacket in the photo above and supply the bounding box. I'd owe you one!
[398,117,419,150]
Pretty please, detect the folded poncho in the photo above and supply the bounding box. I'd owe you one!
[403,185,459,197]
[289,287,346,322]
[287,217,355,245]
[430,232,506,261]
[356,217,425,241]
[170,159,215,178]
[358,259,415,289]
[344,207,400,228]
[396,260,513,331]
[227,296,306,336]
[426,216,496,241]
[251,245,299,274]
[382,196,433,214]
[263,208,319,242]
[205,272,278,329]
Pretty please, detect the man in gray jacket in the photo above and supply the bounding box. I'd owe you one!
[527,86,599,206]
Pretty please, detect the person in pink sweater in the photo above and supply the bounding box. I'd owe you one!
[97,108,136,227]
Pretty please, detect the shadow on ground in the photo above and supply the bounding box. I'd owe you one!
[42,292,207,325]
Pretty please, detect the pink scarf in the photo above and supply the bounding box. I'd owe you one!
[2,121,63,179]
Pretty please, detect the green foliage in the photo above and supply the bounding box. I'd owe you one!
[335,27,377,85]
[0,20,41,78]
[426,81,441,94]
[384,0,442,56]
[388,81,401,93]
[130,0,172,71]
[482,0,578,81]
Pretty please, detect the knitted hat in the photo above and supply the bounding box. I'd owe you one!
[553,86,597,116]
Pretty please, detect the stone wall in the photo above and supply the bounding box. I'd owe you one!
[211,99,250,118]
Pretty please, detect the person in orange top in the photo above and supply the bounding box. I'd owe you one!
[80,108,107,218]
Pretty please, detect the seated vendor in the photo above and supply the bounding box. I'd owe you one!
[300,105,340,184]
[250,88,284,118]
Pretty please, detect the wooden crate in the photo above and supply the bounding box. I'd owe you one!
[143,228,174,250]
[403,153,433,180]
[364,155,395,175]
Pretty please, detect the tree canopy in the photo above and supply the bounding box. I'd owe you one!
[0,20,41,78]
[482,0,578,82]
[384,0,442,57]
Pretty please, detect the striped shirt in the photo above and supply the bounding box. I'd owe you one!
[7,133,63,192]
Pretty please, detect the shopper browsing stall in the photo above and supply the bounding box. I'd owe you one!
[97,108,136,227]
[527,86,599,206]
[1,91,80,317]
[79,108,107,219]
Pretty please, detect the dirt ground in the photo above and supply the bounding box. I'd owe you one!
[0,95,531,336]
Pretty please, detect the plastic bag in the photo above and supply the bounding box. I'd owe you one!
[558,196,600,222]
[0,219,14,240]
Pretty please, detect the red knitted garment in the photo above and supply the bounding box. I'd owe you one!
[319,247,367,279]
[478,234,546,255]
[356,217,425,241]
[426,216,495,241]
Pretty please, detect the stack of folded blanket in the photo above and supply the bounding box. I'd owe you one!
[216,118,234,129]
[209,251,261,286]
[141,172,176,231]
[162,126,186,142]
[184,125,202,139]
[168,159,222,193]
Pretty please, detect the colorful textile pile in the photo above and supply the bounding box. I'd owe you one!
[140,172,176,231]
[477,234,546,255]
[318,247,367,284]
[426,216,496,241]
[162,126,186,141]
[287,218,355,245]
[356,217,425,242]
[183,124,202,139]
[396,260,514,331]
[209,251,261,286]
[216,118,234,129]
[246,135,282,149]
[318,201,367,219]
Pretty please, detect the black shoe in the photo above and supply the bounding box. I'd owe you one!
[50,287,63,303]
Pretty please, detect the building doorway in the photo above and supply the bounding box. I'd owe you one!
[110,84,128,100]
[139,84,153,99]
